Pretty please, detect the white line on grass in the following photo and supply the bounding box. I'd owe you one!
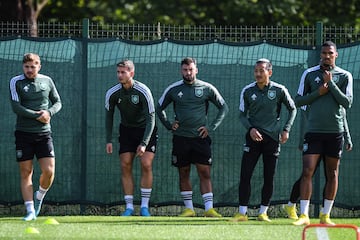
[316,227,330,240]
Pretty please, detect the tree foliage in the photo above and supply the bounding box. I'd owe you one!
[1,0,360,30]
[0,0,49,36]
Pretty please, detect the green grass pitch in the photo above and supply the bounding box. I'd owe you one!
[0,216,359,239]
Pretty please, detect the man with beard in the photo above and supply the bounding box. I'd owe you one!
[9,53,62,221]
[156,57,228,217]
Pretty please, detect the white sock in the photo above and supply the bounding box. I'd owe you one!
[322,199,334,215]
[24,201,35,213]
[288,201,295,207]
[300,200,310,215]
[259,205,268,215]
[202,192,213,211]
[36,186,48,200]
[140,188,152,208]
[181,191,193,210]
[239,205,247,215]
[124,195,134,210]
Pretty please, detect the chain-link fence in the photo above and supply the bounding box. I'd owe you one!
[0,20,359,45]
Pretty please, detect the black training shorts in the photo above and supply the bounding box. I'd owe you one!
[171,135,212,167]
[118,124,158,154]
[15,130,55,162]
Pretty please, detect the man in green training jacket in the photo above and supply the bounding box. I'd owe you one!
[105,59,157,217]
[10,53,62,221]
[293,41,353,226]
[156,57,228,217]
[232,58,297,223]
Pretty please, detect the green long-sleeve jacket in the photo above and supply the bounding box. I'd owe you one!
[9,74,62,133]
[156,79,228,138]
[239,81,297,141]
[105,80,155,146]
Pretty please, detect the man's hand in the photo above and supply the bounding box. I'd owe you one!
[106,143,113,154]
[280,130,289,144]
[319,83,329,96]
[250,128,263,142]
[36,110,51,123]
[198,126,208,138]
[136,145,146,157]
[172,121,179,131]
[323,70,332,83]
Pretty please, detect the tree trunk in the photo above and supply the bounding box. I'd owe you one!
[23,0,49,37]
[24,0,38,37]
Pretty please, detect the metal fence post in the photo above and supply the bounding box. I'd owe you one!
[80,18,89,214]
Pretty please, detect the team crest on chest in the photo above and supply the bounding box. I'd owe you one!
[195,87,203,97]
[332,75,339,83]
[131,95,139,104]
[267,90,276,100]
[39,82,47,90]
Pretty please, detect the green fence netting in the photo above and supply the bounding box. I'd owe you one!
[0,38,359,211]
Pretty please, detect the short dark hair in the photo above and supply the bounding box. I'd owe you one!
[23,53,40,64]
[322,41,337,51]
[181,57,196,66]
[256,58,272,70]
[116,59,135,71]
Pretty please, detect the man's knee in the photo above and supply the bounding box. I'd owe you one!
[326,169,338,180]
[301,167,316,180]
